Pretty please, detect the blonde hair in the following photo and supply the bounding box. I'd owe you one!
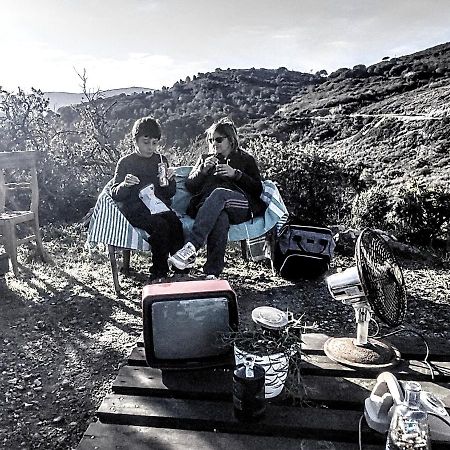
[206,117,239,151]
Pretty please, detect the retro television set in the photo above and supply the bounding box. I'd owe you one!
[142,279,239,369]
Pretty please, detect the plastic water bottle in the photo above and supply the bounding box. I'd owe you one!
[233,355,265,422]
[386,381,432,449]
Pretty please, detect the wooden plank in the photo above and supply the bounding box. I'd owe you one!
[301,354,450,381]
[128,347,450,381]
[112,366,450,410]
[113,365,232,400]
[0,151,37,169]
[128,347,149,366]
[96,393,385,445]
[95,394,450,448]
[301,376,450,410]
[77,422,383,450]
[137,332,450,360]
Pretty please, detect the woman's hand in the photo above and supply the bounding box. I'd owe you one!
[201,155,219,174]
[215,163,236,178]
[122,173,140,187]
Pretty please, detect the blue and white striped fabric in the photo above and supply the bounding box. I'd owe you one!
[87,180,151,250]
[227,180,288,241]
[87,168,289,250]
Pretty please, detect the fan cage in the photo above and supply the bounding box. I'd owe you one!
[356,229,407,327]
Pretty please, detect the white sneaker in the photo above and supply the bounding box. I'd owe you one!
[205,274,217,280]
[168,242,197,270]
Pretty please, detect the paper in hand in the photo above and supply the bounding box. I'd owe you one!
[139,183,170,214]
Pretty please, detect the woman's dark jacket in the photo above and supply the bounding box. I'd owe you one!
[185,149,266,218]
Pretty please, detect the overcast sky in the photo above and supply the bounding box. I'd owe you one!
[2,0,450,93]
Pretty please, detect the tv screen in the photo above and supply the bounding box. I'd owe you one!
[152,297,230,359]
[142,279,239,369]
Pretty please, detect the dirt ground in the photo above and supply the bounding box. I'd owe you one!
[0,225,449,449]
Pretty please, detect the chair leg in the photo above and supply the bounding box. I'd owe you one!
[122,249,131,275]
[3,222,19,276]
[266,228,277,276]
[269,251,276,276]
[33,216,49,263]
[240,240,249,260]
[108,245,121,297]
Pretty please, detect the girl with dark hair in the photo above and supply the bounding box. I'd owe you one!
[168,118,266,278]
[111,116,184,279]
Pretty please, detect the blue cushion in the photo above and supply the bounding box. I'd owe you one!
[172,166,192,215]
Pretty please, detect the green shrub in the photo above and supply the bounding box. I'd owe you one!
[388,182,450,245]
[350,182,450,247]
[351,184,393,230]
[247,137,363,225]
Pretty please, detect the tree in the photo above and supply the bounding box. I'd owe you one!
[0,87,52,154]
[315,69,328,78]
[70,69,122,177]
[0,87,83,220]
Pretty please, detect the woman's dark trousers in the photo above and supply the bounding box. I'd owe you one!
[189,188,250,276]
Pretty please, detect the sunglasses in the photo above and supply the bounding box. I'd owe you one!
[208,136,227,144]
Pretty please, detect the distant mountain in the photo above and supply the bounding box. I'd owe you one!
[44,87,152,111]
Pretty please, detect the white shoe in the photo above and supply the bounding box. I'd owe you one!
[168,242,197,270]
[205,274,217,280]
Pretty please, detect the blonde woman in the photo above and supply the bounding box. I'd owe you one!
[169,118,266,278]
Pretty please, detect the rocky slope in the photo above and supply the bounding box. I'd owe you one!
[251,42,450,188]
[58,68,322,149]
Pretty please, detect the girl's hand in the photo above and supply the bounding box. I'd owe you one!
[123,173,140,187]
[201,155,219,174]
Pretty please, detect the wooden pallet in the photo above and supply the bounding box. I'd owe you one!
[77,333,450,449]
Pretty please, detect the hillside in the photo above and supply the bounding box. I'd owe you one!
[57,68,322,149]
[250,42,450,188]
[56,43,450,189]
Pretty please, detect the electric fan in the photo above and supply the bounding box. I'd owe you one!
[324,228,407,368]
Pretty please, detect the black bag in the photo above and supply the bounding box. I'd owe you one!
[274,223,335,280]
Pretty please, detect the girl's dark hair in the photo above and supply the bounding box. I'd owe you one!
[206,117,239,151]
[132,116,161,141]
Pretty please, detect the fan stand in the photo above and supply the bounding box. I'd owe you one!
[324,304,401,369]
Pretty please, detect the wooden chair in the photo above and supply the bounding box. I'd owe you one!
[0,151,47,276]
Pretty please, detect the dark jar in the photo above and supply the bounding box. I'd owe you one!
[233,355,266,422]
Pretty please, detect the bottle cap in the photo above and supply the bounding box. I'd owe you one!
[251,306,288,330]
